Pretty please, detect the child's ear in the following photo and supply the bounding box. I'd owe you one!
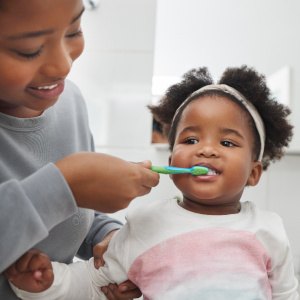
[246,161,263,186]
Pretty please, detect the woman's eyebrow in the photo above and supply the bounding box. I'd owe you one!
[71,7,85,24]
[6,7,85,41]
[6,29,54,40]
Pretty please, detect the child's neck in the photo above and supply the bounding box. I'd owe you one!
[178,198,241,215]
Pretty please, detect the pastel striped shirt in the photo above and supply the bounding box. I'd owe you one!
[11,200,299,300]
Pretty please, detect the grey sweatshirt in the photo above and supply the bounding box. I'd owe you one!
[0,80,122,299]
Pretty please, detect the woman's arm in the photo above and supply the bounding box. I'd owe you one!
[0,164,77,273]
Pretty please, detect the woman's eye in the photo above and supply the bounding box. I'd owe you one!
[221,140,235,147]
[66,29,83,38]
[16,49,42,60]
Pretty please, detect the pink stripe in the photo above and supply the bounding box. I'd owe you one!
[128,228,271,299]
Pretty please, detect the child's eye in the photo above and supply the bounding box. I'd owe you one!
[184,137,198,144]
[221,140,235,147]
[66,29,83,38]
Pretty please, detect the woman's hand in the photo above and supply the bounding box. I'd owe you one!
[56,152,159,213]
[101,281,142,300]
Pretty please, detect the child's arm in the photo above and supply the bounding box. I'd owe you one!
[8,225,133,300]
[93,231,142,300]
[9,258,103,300]
[7,232,139,300]
[7,234,128,300]
[5,249,54,293]
[258,216,299,299]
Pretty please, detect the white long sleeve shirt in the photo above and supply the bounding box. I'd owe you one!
[12,199,299,300]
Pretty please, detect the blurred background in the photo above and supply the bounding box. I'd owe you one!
[69,0,300,279]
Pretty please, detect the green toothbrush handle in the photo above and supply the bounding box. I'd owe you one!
[151,166,193,174]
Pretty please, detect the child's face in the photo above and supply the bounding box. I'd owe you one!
[0,0,84,117]
[170,95,262,215]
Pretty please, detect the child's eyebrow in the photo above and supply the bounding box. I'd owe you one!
[6,7,85,41]
[178,126,245,139]
[177,125,199,135]
[221,128,244,139]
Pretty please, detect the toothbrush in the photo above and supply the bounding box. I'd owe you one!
[151,165,208,176]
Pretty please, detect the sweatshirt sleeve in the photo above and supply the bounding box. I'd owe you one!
[0,163,77,272]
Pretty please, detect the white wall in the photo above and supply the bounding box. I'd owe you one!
[154,0,300,152]
[69,0,156,147]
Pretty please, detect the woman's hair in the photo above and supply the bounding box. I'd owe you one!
[0,1,6,10]
[148,65,293,170]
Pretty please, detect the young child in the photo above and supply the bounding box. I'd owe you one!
[8,66,299,299]
[0,0,159,299]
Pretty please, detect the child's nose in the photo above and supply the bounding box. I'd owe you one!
[196,144,218,158]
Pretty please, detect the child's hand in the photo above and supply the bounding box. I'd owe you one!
[4,249,54,293]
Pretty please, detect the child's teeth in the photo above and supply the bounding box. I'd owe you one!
[207,169,217,175]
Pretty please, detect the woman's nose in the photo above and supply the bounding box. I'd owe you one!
[41,46,73,79]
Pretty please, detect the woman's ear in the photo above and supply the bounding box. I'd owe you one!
[246,161,263,186]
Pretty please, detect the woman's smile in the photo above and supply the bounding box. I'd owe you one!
[27,80,65,100]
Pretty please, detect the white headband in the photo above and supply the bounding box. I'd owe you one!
[172,84,266,161]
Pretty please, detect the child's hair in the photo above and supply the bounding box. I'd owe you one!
[148,65,293,170]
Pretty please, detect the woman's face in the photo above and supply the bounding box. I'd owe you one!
[170,95,262,215]
[0,0,84,117]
